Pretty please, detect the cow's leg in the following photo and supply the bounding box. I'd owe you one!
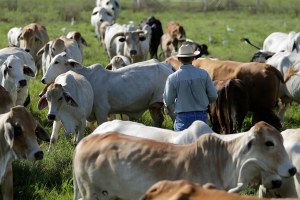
[95,106,108,126]
[48,120,63,152]
[149,102,164,127]
[252,110,282,131]
[2,164,13,200]
[277,96,292,123]
[74,120,86,144]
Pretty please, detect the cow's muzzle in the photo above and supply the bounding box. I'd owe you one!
[271,180,282,188]
[34,151,44,160]
[19,80,27,87]
[48,114,56,121]
[289,167,297,176]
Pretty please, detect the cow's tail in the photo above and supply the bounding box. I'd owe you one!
[240,38,261,50]
[218,81,232,134]
[225,80,233,134]
[284,66,299,83]
[266,65,284,83]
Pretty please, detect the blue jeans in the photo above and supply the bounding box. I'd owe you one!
[174,111,208,131]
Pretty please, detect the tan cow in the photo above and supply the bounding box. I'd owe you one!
[73,121,296,200]
[193,58,284,130]
[0,106,50,200]
[19,23,49,73]
[140,180,299,200]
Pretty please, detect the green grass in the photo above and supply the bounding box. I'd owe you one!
[1,0,300,199]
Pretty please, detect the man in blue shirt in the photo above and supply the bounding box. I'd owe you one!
[163,44,218,131]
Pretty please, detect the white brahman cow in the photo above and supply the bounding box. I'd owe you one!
[259,128,300,198]
[91,6,114,41]
[73,121,296,200]
[96,0,120,22]
[266,51,300,122]
[0,56,35,109]
[0,106,49,200]
[7,27,22,47]
[92,120,214,144]
[263,31,300,53]
[38,71,93,151]
[41,53,174,127]
[0,47,36,106]
[104,22,151,63]
[105,55,131,70]
[37,36,82,75]
[65,31,87,56]
[18,23,49,73]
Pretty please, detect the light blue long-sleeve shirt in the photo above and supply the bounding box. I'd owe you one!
[163,64,218,114]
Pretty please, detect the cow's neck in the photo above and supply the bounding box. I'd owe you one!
[71,64,104,81]
[188,134,241,190]
[0,117,17,184]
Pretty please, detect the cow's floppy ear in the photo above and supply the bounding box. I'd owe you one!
[4,120,14,148]
[37,43,49,56]
[106,63,112,70]
[23,65,35,77]
[37,95,48,110]
[63,91,78,107]
[243,135,256,154]
[35,121,50,142]
[2,63,9,77]
[67,59,80,68]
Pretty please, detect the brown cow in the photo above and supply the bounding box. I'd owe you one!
[166,21,186,41]
[193,58,284,130]
[140,180,299,200]
[209,79,249,134]
[160,21,186,59]
[0,106,50,200]
[19,23,49,72]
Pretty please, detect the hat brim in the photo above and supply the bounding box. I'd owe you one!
[176,50,201,57]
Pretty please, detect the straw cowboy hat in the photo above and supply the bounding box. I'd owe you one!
[176,44,200,57]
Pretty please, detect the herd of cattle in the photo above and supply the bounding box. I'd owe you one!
[3,0,300,199]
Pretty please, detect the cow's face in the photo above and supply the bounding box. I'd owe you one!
[44,83,78,121]
[42,52,70,84]
[1,55,34,89]
[4,106,46,160]
[91,7,114,25]
[19,29,43,58]
[242,121,296,178]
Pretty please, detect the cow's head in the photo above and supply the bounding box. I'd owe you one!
[3,106,49,160]
[66,31,88,48]
[19,27,44,57]
[41,52,80,84]
[91,6,114,25]
[240,121,296,178]
[1,55,35,89]
[38,83,78,121]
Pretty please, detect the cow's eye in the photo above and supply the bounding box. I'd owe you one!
[54,61,59,64]
[13,124,22,137]
[265,141,274,147]
[58,97,63,101]
[8,65,12,68]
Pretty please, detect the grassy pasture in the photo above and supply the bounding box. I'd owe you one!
[1,0,300,199]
